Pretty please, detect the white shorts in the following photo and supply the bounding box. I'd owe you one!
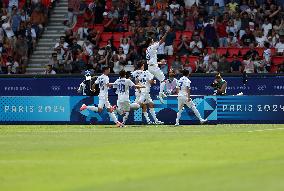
[148,65,165,81]
[177,97,194,110]
[98,97,111,109]
[134,89,141,103]
[117,100,131,112]
[139,92,153,104]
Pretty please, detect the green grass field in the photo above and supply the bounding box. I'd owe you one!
[1,124,284,191]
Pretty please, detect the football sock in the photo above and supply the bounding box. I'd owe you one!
[87,106,98,112]
[149,108,158,122]
[143,112,150,123]
[191,104,203,121]
[108,112,118,123]
[123,112,129,124]
[159,81,166,94]
[176,109,183,123]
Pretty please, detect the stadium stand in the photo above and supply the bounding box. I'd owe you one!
[1,0,284,74]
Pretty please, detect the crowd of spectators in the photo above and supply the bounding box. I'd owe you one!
[49,0,284,75]
[0,0,51,74]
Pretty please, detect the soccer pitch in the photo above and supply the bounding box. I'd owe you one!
[1,125,284,191]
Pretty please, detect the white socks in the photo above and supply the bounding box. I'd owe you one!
[87,106,98,112]
[159,81,166,95]
[130,103,140,110]
[123,112,129,124]
[190,105,203,121]
[108,112,118,123]
[149,108,158,122]
[176,109,183,124]
[143,112,150,123]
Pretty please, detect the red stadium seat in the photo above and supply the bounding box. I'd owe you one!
[226,57,234,62]
[271,48,276,55]
[124,31,134,38]
[92,25,104,32]
[175,31,182,40]
[228,47,240,56]
[270,65,278,73]
[180,56,187,64]
[207,47,213,54]
[240,48,250,55]
[101,32,113,41]
[113,41,120,48]
[183,31,193,39]
[272,56,284,65]
[113,32,124,41]
[190,63,196,72]
[167,56,175,68]
[99,41,108,48]
[188,56,198,64]
[216,48,228,56]
[255,47,264,57]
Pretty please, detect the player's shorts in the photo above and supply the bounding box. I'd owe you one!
[117,100,131,112]
[177,96,194,110]
[98,97,111,109]
[134,89,141,103]
[148,65,165,81]
[139,92,153,104]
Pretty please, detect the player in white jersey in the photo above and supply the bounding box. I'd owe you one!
[112,70,144,125]
[146,29,170,104]
[80,67,122,127]
[137,62,164,125]
[175,69,207,126]
[131,65,144,102]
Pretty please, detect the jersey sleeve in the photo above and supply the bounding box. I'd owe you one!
[127,79,135,87]
[186,80,191,89]
[95,77,99,84]
[105,76,109,84]
[152,42,159,50]
[147,71,154,80]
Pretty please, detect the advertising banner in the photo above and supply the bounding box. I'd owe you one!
[1,76,284,96]
[0,96,283,124]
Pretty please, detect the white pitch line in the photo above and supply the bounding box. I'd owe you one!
[1,127,284,134]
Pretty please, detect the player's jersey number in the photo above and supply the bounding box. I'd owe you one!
[118,83,126,93]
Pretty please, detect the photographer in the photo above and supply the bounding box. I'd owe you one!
[211,73,227,95]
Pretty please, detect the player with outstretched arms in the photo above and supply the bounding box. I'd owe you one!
[112,70,144,126]
[137,62,164,125]
[131,62,145,102]
[146,28,170,104]
[175,69,207,126]
[80,67,122,127]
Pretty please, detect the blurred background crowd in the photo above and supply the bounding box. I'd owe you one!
[0,0,53,74]
[1,0,284,75]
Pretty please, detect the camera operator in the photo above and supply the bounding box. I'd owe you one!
[211,73,227,95]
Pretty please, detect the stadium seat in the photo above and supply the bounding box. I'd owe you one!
[188,56,198,64]
[240,48,250,55]
[228,47,240,56]
[180,56,187,64]
[124,32,134,38]
[190,63,196,72]
[92,25,104,32]
[270,65,278,73]
[113,32,124,41]
[183,31,193,39]
[272,56,284,65]
[271,48,276,55]
[113,41,120,48]
[101,32,113,41]
[99,41,108,48]
[226,57,234,62]
[167,56,175,68]
[175,31,182,40]
[216,48,228,56]
[255,47,264,56]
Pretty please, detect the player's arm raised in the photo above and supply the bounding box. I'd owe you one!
[158,27,170,45]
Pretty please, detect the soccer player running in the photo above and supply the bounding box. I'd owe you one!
[112,70,144,126]
[146,28,170,104]
[175,69,207,126]
[137,62,164,125]
[80,67,122,127]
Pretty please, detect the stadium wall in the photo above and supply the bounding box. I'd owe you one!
[1,75,284,96]
[1,95,284,124]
